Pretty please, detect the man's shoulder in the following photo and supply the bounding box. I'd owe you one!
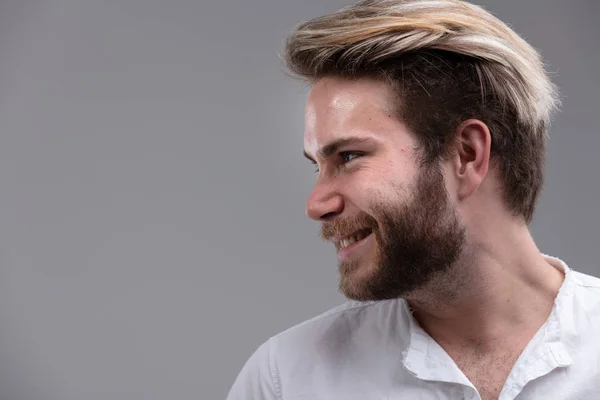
[570,268,600,307]
[228,300,412,399]
[563,268,600,334]
[278,298,404,334]
[276,300,380,337]
[571,268,600,290]
[268,297,411,357]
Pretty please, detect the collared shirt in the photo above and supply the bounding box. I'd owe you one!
[227,255,600,399]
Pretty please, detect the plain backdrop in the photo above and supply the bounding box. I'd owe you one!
[0,1,598,399]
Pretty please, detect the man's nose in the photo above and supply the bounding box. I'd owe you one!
[305,180,344,221]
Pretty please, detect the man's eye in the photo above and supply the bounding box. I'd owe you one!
[311,152,362,174]
[340,151,362,163]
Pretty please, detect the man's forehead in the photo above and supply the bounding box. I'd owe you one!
[305,83,359,133]
[303,78,395,155]
[306,77,390,114]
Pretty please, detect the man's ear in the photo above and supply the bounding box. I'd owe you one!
[451,119,492,200]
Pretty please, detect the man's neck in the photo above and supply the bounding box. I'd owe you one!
[405,227,565,352]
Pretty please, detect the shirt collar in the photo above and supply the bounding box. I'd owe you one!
[540,254,574,367]
[401,254,575,385]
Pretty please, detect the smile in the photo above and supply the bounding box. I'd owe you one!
[334,228,375,261]
[338,228,373,249]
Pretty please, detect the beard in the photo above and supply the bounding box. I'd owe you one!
[321,163,466,301]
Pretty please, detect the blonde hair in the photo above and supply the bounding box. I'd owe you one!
[284,0,560,223]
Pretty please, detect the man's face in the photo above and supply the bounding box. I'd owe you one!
[303,77,466,301]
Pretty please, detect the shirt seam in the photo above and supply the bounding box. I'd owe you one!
[267,337,283,400]
[574,283,600,289]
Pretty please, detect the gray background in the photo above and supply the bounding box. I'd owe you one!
[0,0,597,399]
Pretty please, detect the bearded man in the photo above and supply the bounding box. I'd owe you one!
[227,1,600,399]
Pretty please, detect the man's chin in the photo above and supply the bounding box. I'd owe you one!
[338,262,388,301]
[338,262,370,300]
[338,265,419,302]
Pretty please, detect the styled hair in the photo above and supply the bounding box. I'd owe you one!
[284,0,560,223]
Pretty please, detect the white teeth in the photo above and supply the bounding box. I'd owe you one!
[340,236,357,249]
[339,231,372,249]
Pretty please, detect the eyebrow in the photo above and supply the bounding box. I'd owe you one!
[303,137,377,163]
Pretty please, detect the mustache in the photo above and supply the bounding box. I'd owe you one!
[320,212,378,241]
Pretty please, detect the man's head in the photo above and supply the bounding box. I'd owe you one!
[286,0,559,301]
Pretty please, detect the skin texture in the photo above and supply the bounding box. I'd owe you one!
[303,76,565,399]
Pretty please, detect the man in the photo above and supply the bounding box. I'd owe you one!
[227,0,600,399]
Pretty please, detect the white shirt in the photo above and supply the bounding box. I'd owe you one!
[227,255,600,399]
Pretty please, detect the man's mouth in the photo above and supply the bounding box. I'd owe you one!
[337,228,373,249]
